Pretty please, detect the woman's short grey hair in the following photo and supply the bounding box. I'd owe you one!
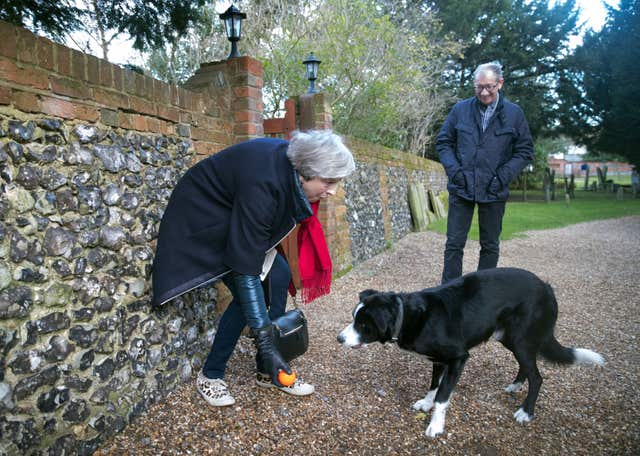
[474,61,503,81]
[287,130,355,179]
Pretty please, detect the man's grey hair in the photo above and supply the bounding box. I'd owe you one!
[474,61,503,81]
[287,130,355,179]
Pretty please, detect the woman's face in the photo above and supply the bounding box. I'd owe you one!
[300,177,340,202]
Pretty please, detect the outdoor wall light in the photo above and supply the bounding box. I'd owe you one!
[219,5,247,59]
[303,53,321,93]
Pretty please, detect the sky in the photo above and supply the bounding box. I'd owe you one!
[569,0,620,47]
[573,0,618,31]
[68,0,621,67]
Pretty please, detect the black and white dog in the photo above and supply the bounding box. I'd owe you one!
[337,267,604,438]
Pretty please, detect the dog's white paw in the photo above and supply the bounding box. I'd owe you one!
[413,398,434,412]
[413,391,436,412]
[424,401,448,438]
[505,382,523,393]
[425,422,444,438]
[513,407,532,424]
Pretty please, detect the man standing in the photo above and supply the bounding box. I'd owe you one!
[437,61,534,284]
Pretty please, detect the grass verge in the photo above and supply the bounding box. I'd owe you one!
[427,190,640,240]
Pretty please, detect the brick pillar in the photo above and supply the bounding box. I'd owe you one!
[298,92,332,130]
[183,56,263,151]
[228,57,263,142]
[297,92,353,277]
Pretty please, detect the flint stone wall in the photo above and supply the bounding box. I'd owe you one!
[0,20,447,455]
[0,117,448,455]
[0,115,219,455]
[343,138,447,268]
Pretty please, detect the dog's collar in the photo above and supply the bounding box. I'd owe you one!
[391,296,404,342]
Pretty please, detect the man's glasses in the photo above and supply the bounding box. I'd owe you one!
[474,83,499,92]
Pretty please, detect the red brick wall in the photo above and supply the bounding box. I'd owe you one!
[0,20,266,322]
[0,20,264,160]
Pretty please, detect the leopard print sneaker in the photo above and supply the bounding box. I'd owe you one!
[256,372,315,396]
[197,372,235,406]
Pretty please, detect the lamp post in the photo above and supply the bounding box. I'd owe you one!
[302,53,321,94]
[219,5,247,59]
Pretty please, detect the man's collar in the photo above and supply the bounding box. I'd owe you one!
[491,91,500,109]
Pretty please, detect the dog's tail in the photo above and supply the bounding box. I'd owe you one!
[540,337,605,366]
[538,282,605,367]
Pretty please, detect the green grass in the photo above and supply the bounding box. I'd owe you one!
[428,190,640,240]
[553,174,631,186]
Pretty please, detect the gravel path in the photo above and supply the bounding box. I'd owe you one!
[96,216,640,455]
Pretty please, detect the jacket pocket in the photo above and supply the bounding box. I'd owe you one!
[495,127,516,136]
[487,176,502,195]
[455,123,474,134]
[454,123,475,164]
[493,127,517,163]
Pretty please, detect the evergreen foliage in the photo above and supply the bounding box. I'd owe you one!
[0,0,206,52]
[419,0,580,139]
[558,0,640,169]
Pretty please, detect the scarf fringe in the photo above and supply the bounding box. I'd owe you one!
[300,273,332,304]
[292,201,332,305]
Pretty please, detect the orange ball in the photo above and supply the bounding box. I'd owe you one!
[277,370,296,387]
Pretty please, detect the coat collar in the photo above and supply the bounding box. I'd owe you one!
[290,165,313,222]
[472,91,506,129]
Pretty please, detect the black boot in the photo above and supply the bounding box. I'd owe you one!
[251,325,291,387]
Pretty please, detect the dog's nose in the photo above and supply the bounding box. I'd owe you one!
[337,333,345,344]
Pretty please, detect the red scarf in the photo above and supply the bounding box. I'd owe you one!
[289,201,332,304]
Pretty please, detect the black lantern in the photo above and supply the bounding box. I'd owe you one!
[302,53,321,94]
[219,5,247,59]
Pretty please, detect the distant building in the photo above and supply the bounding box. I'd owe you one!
[547,157,633,177]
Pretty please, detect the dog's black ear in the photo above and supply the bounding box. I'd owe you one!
[359,289,379,302]
[367,295,395,340]
[370,311,390,339]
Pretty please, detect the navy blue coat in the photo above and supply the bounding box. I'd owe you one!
[436,93,534,202]
[152,138,311,306]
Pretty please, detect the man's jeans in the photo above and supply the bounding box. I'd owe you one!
[203,253,290,379]
[441,194,506,284]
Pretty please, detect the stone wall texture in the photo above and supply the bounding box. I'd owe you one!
[0,21,446,455]
[0,20,265,455]
[333,137,447,273]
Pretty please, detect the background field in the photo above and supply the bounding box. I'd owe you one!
[427,190,640,240]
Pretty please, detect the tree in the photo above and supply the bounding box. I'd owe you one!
[0,1,83,42]
[309,0,460,155]
[144,3,224,84]
[558,0,640,169]
[64,1,126,60]
[145,0,461,156]
[0,0,207,54]
[531,136,572,186]
[417,0,580,139]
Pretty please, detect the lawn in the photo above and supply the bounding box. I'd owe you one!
[427,190,640,240]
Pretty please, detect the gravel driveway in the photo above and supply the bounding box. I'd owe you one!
[96,216,639,455]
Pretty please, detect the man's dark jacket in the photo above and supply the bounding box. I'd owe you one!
[436,93,534,202]
[152,138,309,306]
